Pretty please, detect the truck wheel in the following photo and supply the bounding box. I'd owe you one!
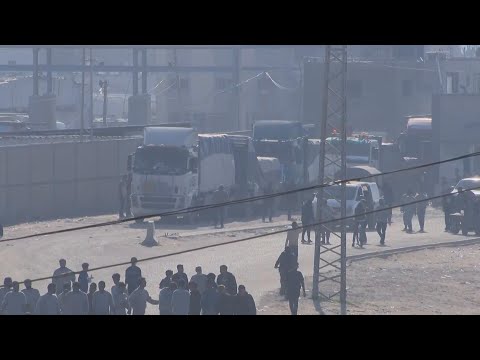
[135,218,144,224]
[462,228,469,236]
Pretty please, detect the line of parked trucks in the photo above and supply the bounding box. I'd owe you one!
[126,120,385,223]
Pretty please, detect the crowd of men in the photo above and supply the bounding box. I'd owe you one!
[0,259,256,315]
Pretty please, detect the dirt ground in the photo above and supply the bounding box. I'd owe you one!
[259,244,480,315]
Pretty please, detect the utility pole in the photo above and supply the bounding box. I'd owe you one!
[89,48,94,140]
[173,48,182,121]
[80,48,85,140]
[99,80,108,127]
[312,45,348,315]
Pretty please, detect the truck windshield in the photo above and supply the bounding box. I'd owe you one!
[455,179,480,191]
[253,123,303,140]
[133,146,188,175]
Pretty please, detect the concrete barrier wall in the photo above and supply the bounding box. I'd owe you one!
[0,138,142,224]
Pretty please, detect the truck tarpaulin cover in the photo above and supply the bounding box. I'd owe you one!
[199,134,235,193]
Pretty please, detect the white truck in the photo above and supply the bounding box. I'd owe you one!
[130,127,237,223]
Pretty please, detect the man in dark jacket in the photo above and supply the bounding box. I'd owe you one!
[217,285,234,315]
[188,281,202,315]
[233,285,256,315]
[172,264,189,286]
[274,247,295,296]
[301,194,315,244]
[125,257,142,295]
[353,198,368,247]
[262,182,274,223]
[216,265,237,295]
[286,264,306,316]
[212,185,229,228]
[159,270,174,289]
[201,279,219,315]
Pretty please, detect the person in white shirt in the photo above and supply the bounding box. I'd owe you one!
[63,282,89,315]
[111,273,122,308]
[171,280,190,315]
[112,282,130,315]
[58,282,71,314]
[159,282,176,315]
[128,278,158,315]
[92,281,114,315]
[22,279,40,314]
[285,221,301,261]
[35,283,61,315]
[190,266,208,295]
[1,281,27,315]
[52,259,76,296]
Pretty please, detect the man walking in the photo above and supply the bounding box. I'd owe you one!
[216,265,237,296]
[212,185,229,228]
[172,264,189,286]
[401,190,416,233]
[262,182,274,223]
[87,282,96,315]
[62,282,89,315]
[301,194,315,244]
[415,191,428,232]
[35,283,61,315]
[128,278,158,315]
[52,259,76,296]
[125,257,142,295]
[285,264,306,316]
[201,279,219,315]
[1,281,26,315]
[77,263,91,294]
[159,282,176,315]
[171,280,190,315]
[22,279,40,314]
[159,270,174,289]
[92,281,114,315]
[275,247,295,296]
[375,198,389,245]
[190,266,208,295]
[188,281,201,315]
[233,285,256,315]
[285,221,301,261]
[0,277,13,305]
[112,282,130,315]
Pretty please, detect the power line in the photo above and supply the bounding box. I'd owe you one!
[2,150,480,243]
[5,185,478,288]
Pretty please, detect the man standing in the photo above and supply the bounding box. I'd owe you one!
[111,273,121,308]
[159,270,174,289]
[128,278,158,315]
[353,198,367,247]
[92,281,114,315]
[112,282,130,315]
[212,185,229,228]
[401,190,416,233]
[301,194,315,244]
[171,280,190,315]
[0,277,13,305]
[285,221,301,261]
[125,257,142,295]
[159,282,176,315]
[262,182,274,223]
[382,182,394,225]
[318,199,333,245]
[201,279,219,315]
[216,265,237,296]
[52,259,76,296]
[190,266,208,295]
[285,264,306,316]
[118,175,128,219]
[286,181,297,221]
[22,279,40,314]
[274,247,295,296]
[233,285,256,315]
[58,282,72,314]
[188,282,201,315]
[63,282,89,315]
[375,198,389,245]
[87,283,97,315]
[443,186,454,232]
[35,283,60,315]
[415,191,428,233]
[172,264,189,286]
[77,263,91,294]
[0,281,26,315]
[217,285,234,315]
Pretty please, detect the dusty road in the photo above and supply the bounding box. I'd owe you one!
[0,207,474,315]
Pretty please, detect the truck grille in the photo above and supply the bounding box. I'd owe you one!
[140,196,177,210]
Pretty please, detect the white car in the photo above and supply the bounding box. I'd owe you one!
[316,181,380,229]
[452,177,480,197]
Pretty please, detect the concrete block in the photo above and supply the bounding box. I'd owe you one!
[96,141,118,178]
[53,143,75,181]
[7,146,30,185]
[76,142,97,180]
[31,144,54,183]
[30,184,54,220]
